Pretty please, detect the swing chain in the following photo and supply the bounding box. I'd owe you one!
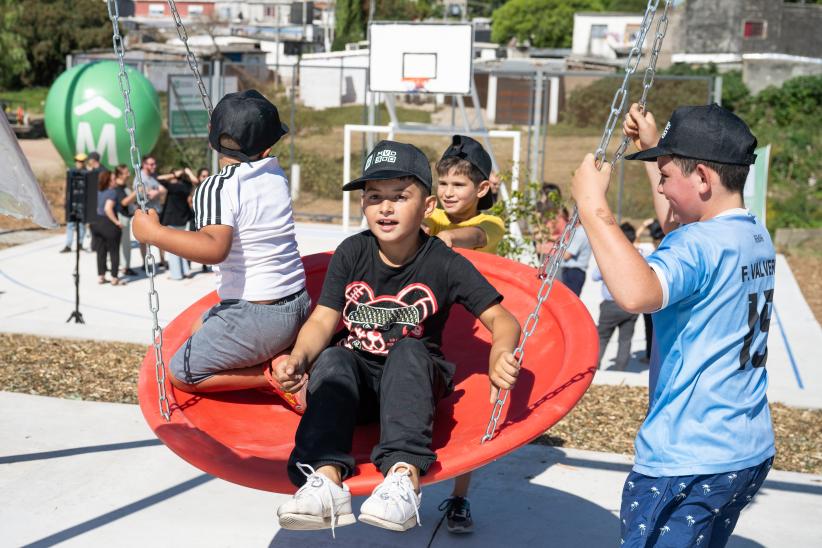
[594,0,664,168]
[612,0,673,165]
[106,0,170,421]
[166,0,214,116]
[482,0,672,444]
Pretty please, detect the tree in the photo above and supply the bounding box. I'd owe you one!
[11,0,112,88]
[0,0,29,89]
[604,0,653,11]
[333,0,365,51]
[491,0,604,48]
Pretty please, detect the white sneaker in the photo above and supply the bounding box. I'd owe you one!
[358,462,422,531]
[277,463,356,537]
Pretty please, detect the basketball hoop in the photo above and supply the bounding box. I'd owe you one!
[401,77,432,93]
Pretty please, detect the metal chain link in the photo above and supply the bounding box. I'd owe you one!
[166,0,214,115]
[107,0,170,421]
[482,0,673,444]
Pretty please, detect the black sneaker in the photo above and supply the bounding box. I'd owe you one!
[123,268,138,276]
[59,246,71,253]
[439,496,473,534]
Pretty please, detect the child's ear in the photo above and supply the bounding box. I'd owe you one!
[695,163,715,196]
[424,194,438,217]
[477,179,491,197]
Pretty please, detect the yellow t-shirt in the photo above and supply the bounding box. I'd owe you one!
[424,208,505,255]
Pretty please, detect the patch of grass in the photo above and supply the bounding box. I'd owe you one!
[0,87,50,114]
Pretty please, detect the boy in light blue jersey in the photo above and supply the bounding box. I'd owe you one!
[571,102,774,548]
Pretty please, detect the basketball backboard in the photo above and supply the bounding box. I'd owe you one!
[368,22,473,94]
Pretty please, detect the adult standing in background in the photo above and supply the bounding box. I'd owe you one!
[90,171,125,285]
[114,165,138,276]
[158,168,194,280]
[60,153,88,253]
[86,151,108,175]
[138,155,167,270]
[560,218,592,296]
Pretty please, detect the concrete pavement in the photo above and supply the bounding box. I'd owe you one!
[3,391,821,547]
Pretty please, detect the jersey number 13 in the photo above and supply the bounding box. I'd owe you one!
[739,289,773,370]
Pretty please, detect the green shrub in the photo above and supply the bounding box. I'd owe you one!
[736,76,822,229]
[563,76,710,128]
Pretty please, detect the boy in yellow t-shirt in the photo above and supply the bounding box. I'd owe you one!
[424,135,506,534]
[424,135,505,255]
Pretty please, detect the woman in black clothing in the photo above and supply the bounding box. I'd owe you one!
[91,171,125,285]
[158,168,194,280]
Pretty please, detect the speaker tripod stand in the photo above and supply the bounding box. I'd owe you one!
[66,217,85,324]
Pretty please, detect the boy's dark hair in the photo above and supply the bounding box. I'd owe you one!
[220,134,265,161]
[648,220,664,241]
[620,222,636,243]
[435,156,485,186]
[671,156,750,194]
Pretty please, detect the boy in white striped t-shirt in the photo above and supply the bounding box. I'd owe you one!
[132,90,310,410]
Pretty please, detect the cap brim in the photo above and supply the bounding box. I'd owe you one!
[477,191,495,211]
[342,169,425,191]
[624,145,673,162]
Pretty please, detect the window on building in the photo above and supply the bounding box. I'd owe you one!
[188,5,204,16]
[148,3,165,17]
[591,24,608,39]
[743,20,766,39]
[264,6,276,18]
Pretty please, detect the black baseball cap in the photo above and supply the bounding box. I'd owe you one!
[440,135,495,210]
[625,104,757,165]
[344,140,432,191]
[208,89,288,162]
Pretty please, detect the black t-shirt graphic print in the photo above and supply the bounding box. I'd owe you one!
[318,231,502,359]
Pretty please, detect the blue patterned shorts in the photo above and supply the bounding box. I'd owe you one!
[620,457,773,548]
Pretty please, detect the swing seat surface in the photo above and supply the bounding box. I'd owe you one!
[138,250,598,495]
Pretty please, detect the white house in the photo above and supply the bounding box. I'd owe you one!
[572,12,644,59]
[299,50,369,109]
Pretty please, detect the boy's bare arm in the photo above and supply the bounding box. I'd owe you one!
[437,226,487,249]
[572,154,662,314]
[479,303,522,403]
[132,209,232,264]
[624,103,677,233]
[275,305,341,392]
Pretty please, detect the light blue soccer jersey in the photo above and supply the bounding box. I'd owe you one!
[635,209,775,477]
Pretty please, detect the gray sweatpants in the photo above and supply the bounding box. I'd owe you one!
[597,299,638,371]
[169,290,310,384]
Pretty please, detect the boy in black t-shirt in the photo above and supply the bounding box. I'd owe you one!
[275,141,521,535]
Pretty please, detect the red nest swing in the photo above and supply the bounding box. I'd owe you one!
[138,249,598,495]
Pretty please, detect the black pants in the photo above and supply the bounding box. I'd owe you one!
[561,267,586,296]
[597,300,638,371]
[287,338,453,486]
[91,218,121,277]
[643,313,653,360]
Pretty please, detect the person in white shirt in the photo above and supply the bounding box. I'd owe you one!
[132,90,309,410]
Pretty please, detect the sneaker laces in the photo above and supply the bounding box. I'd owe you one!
[294,462,341,538]
[374,464,421,527]
[438,496,471,520]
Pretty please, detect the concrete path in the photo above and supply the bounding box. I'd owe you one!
[2,391,821,547]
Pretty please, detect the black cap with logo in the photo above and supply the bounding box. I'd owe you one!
[343,140,432,191]
[208,89,289,162]
[625,103,757,165]
[440,135,496,210]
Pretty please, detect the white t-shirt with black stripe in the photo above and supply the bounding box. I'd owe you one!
[193,157,305,301]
